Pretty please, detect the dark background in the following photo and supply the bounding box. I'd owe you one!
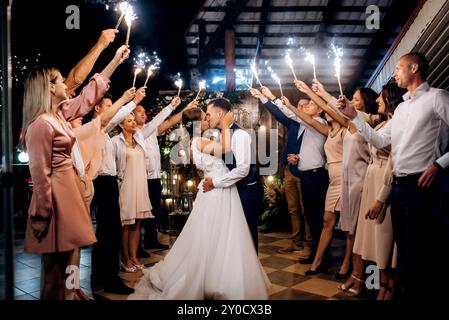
[8,0,204,147]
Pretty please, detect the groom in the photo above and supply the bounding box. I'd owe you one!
[202,98,264,252]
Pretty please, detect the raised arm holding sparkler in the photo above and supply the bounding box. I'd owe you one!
[65,29,118,97]
[195,80,206,101]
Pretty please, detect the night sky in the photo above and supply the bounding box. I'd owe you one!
[8,0,204,145]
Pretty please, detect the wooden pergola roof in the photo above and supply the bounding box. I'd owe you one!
[185,0,419,95]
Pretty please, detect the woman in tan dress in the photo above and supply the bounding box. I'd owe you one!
[342,83,404,299]
[21,49,129,301]
[287,81,346,275]
[113,113,154,273]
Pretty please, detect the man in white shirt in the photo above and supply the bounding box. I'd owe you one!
[91,89,145,295]
[133,99,196,250]
[337,52,449,299]
[259,87,331,268]
[249,88,313,255]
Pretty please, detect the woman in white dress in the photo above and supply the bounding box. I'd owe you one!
[113,113,154,273]
[129,107,271,300]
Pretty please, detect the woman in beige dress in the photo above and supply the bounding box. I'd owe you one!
[113,113,154,272]
[284,81,346,275]
[342,83,404,299]
[336,89,379,279]
[21,45,128,300]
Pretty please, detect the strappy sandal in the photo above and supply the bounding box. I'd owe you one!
[132,261,145,270]
[346,274,365,297]
[120,261,138,273]
[339,274,360,292]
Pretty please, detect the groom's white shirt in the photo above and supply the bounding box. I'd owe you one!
[212,124,251,188]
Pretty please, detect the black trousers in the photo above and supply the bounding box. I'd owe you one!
[391,175,449,299]
[299,167,329,259]
[142,178,163,245]
[238,181,264,253]
[91,176,122,284]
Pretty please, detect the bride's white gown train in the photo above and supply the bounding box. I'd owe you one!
[128,137,271,300]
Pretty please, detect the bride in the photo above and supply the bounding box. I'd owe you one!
[129,107,271,300]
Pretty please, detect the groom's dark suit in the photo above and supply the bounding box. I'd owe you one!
[223,123,263,252]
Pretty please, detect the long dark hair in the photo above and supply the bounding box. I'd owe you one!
[181,107,203,137]
[355,87,379,115]
[380,83,405,121]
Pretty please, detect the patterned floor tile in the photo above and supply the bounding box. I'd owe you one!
[264,232,293,239]
[257,253,270,260]
[3,230,367,300]
[259,245,284,255]
[262,266,277,274]
[267,270,308,287]
[292,278,342,298]
[274,252,301,261]
[267,284,287,296]
[259,256,297,269]
[270,239,295,248]
[258,236,282,244]
[282,263,311,276]
[269,288,327,300]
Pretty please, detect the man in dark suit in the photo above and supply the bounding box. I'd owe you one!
[202,98,263,252]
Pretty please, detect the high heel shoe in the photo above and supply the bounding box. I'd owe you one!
[345,275,365,297]
[120,261,137,273]
[335,267,353,280]
[305,260,333,276]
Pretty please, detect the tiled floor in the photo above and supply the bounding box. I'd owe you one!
[1,229,373,300]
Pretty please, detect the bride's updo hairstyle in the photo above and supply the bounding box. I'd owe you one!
[182,107,203,137]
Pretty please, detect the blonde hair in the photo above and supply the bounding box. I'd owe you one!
[119,112,135,132]
[21,66,59,150]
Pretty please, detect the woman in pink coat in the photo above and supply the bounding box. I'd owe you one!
[21,45,129,300]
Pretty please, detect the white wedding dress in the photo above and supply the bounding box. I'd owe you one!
[128,137,271,300]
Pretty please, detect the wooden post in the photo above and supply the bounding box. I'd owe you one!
[225,28,235,92]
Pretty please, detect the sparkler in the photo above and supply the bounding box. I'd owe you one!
[175,79,183,97]
[115,2,129,30]
[331,44,344,97]
[195,80,206,101]
[305,52,317,80]
[285,51,298,81]
[132,67,141,87]
[268,66,283,97]
[133,51,150,69]
[143,65,155,87]
[124,6,136,47]
[234,68,252,89]
[251,60,262,87]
